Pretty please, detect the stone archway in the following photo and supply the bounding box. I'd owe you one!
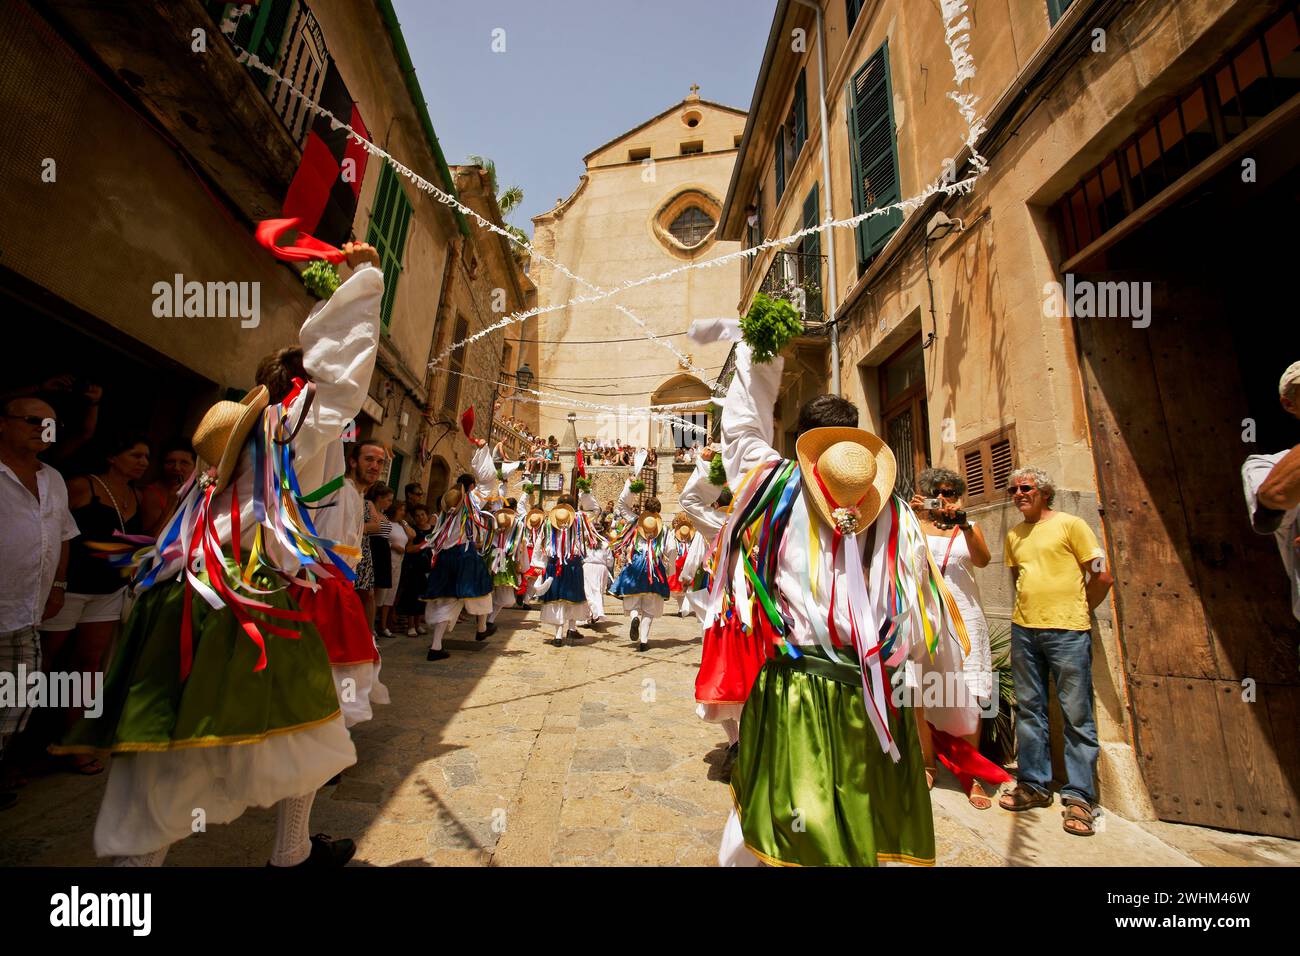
[426,455,450,508]
[650,374,711,450]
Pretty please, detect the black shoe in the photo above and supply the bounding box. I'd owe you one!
[566,629,579,644]
[637,640,649,652]
[515,602,533,611]
[426,649,451,661]
[630,617,640,643]
[552,636,564,647]
[477,622,497,641]
[324,772,343,786]
[268,833,356,868]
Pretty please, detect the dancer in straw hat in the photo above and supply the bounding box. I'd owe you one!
[53,242,384,867]
[610,501,677,652]
[420,446,497,660]
[577,514,615,628]
[696,329,972,867]
[485,502,527,626]
[533,496,598,646]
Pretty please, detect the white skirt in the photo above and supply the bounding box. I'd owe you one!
[582,564,610,619]
[695,702,744,725]
[718,809,763,867]
[621,593,665,618]
[332,660,390,728]
[541,600,587,627]
[424,594,493,624]
[93,715,356,857]
[680,588,710,621]
[492,585,517,610]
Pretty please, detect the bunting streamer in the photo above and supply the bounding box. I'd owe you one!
[229,1,986,371]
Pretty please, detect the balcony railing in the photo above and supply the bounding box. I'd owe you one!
[759,250,826,324]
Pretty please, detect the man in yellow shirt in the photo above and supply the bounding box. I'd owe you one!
[998,467,1113,837]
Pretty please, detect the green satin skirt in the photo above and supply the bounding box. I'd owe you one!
[54,573,340,754]
[730,648,935,866]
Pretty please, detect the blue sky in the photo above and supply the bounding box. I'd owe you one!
[392,0,776,233]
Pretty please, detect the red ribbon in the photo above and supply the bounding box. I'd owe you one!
[929,724,1013,792]
[254,218,346,264]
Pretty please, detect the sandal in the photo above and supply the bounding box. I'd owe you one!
[1061,801,1096,836]
[967,781,992,810]
[998,784,1053,811]
[924,766,937,790]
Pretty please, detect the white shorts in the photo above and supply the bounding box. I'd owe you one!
[40,589,125,632]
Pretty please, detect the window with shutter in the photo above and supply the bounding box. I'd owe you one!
[957,426,1018,508]
[774,137,786,203]
[846,0,866,31]
[1047,0,1076,26]
[847,41,903,271]
[792,69,808,161]
[800,184,823,320]
[365,161,414,332]
[443,316,470,414]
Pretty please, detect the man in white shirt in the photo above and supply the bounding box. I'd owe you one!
[0,395,80,810]
[1242,361,1300,624]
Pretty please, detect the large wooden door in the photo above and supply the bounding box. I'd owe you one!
[1075,277,1300,838]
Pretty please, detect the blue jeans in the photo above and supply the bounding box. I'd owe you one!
[1010,624,1099,805]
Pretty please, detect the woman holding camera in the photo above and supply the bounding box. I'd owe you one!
[910,467,995,808]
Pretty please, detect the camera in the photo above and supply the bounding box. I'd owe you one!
[923,498,943,510]
[934,509,967,530]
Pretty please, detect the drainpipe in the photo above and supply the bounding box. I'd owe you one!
[791,0,840,396]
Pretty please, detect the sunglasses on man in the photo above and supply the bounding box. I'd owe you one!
[1008,484,1038,495]
[3,414,55,427]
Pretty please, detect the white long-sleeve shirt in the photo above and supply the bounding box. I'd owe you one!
[679,454,725,539]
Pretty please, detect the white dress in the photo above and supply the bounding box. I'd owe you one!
[581,545,614,622]
[378,520,408,607]
[916,527,993,736]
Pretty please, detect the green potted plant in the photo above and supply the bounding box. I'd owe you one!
[741,291,802,363]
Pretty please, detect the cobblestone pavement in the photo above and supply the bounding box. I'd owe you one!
[2,602,1298,867]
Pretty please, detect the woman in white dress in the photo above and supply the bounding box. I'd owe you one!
[376,500,408,637]
[910,467,994,808]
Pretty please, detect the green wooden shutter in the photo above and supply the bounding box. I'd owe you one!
[366,161,414,332]
[774,140,785,204]
[793,69,808,160]
[802,184,822,319]
[846,0,865,31]
[1047,0,1075,26]
[847,40,902,269]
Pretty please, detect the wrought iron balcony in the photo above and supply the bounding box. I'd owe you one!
[758,251,826,324]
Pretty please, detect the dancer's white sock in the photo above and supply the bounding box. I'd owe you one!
[554,624,565,641]
[639,618,652,645]
[488,606,501,624]
[723,718,740,746]
[429,620,449,651]
[269,791,316,867]
[114,845,170,867]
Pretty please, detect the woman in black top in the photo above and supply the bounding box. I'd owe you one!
[396,504,435,635]
[364,483,395,632]
[41,433,148,774]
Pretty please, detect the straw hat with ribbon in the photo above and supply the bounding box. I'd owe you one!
[494,509,516,533]
[638,512,663,540]
[795,427,896,536]
[673,519,695,543]
[550,502,576,529]
[525,507,546,531]
[192,386,270,495]
[441,486,464,512]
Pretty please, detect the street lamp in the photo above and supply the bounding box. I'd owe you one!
[515,363,534,391]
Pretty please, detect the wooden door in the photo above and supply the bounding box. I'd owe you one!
[1074,277,1300,838]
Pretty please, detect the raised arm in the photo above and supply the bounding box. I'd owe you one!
[289,253,383,466]
[721,342,784,487]
[679,450,724,537]
[468,441,499,510]
[615,479,637,522]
